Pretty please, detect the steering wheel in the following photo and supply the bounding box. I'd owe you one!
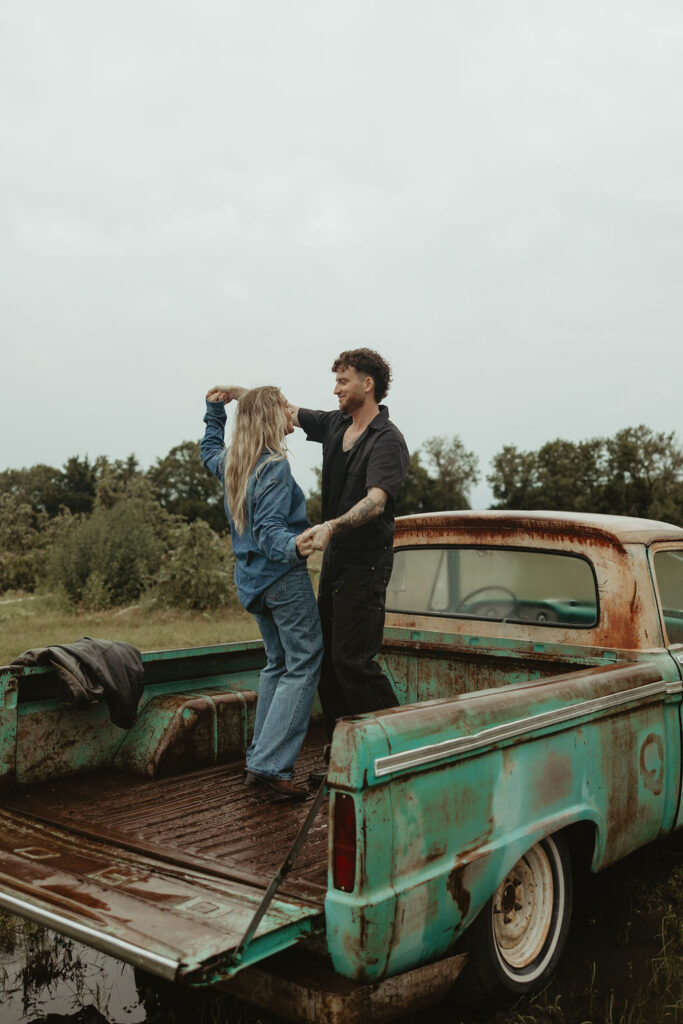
[455,585,519,618]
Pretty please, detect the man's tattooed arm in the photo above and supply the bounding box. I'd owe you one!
[332,488,387,533]
[306,488,388,551]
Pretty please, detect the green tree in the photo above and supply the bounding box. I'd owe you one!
[487,445,538,509]
[488,426,683,525]
[395,436,480,515]
[489,439,605,512]
[419,436,480,513]
[0,464,65,517]
[0,495,71,592]
[93,454,143,509]
[602,427,683,523]
[60,456,97,514]
[150,441,226,532]
[0,456,97,517]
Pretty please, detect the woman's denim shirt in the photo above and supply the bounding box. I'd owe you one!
[200,400,310,612]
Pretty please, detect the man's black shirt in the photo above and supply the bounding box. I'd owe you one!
[298,405,409,553]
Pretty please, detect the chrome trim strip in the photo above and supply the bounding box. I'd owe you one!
[0,889,179,980]
[665,680,683,694]
[374,680,669,778]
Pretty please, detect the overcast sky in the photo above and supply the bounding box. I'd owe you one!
[2,1,682,507]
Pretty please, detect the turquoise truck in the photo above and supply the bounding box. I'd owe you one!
[0,510,681,1022]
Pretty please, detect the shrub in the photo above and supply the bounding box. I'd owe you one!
[48,494,176,608]
[154,520,235,611]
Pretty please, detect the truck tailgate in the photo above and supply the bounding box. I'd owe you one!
[0,760,328,985]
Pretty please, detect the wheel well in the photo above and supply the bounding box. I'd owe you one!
[561,819,598,876]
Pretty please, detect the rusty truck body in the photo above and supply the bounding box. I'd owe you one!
[0,510,681,1022]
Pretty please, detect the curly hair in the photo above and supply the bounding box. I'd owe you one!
[331,348,393,402]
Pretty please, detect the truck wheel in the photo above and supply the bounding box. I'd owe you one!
[461,833,572,1005]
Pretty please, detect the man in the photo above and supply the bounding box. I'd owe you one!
[291,348,409,737]
[214,348,409,738]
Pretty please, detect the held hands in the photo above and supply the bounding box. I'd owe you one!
[296,532,316,558]
[206,385,245,404]
[301,521,334,553]
[296,522,333,557]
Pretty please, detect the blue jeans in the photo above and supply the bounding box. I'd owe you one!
[247,565,323,780]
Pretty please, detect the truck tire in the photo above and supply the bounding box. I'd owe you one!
[461,833,572,1006]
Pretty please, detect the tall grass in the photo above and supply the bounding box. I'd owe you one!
[0,591,260,667]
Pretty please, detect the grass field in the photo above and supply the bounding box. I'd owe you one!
[0,554,325,667]
[0,591,261,667]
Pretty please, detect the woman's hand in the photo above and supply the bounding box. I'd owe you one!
[296,532,316,558]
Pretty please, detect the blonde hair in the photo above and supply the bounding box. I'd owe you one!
[225,386,289,534]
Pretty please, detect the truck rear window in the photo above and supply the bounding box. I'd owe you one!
[386,547,598,627]
[653,548,683,645]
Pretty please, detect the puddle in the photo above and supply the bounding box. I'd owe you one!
[0,924,144,1024]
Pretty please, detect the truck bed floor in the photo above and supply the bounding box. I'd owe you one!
[1,730,329,900]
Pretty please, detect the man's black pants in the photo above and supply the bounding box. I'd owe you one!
[317,545,399,738]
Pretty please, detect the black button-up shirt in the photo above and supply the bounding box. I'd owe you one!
[298,405,409,553]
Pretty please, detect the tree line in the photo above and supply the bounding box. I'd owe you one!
[1,425,681,609]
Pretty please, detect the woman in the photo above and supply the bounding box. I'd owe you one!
[201,384,322,801]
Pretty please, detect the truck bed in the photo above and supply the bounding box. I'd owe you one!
[0,728,329,900]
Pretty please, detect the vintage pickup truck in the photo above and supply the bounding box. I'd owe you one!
[0,510,682,1022]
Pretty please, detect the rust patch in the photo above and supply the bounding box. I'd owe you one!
[342,905,381,969]
[45,883,110,911]
[600,715,641,865]
[393,511,630,554]
[531,751,573,812]
[424,840,447,865]
[639,733,664,796]
[446,865,471,920]
[118,885,181,905]
[630,582,642,616]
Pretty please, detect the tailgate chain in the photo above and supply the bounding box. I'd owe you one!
[231,776,328,966]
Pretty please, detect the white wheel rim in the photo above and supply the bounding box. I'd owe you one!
[492,844,554,970]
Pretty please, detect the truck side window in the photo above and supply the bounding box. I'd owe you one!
[653,548,683,645]
[386,547,598,628]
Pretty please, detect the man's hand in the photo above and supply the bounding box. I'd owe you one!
[304,522,334,552]
[301,487,389,553]
[286,403,301,428]
[206,385,246,404]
